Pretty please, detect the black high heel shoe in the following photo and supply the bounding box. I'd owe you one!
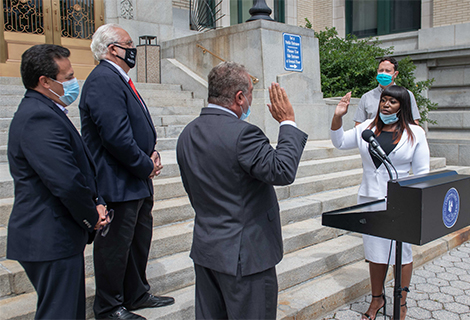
[362,294,386,320]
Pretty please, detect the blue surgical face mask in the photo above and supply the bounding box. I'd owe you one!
[379,111,399,125]
[240,92,251,121]
[376,72,393,87]
[49,77,80,106]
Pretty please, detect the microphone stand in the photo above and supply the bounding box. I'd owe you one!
[370,148,405,319]
[370,148,395,181]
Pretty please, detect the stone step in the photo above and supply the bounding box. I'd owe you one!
[155,137,177,151]
[0,180,358,259]
[150,185,361,229]
[156,124,186,139]
[0,94,204,111]
[138,88,193,100]
[2,186,470,319]
[0,155,450,228]
[0,77,183,91]
[0,150,365,200]
[0,104,202,118]
[0,232,364,319]
[0,77,23,86]
[276,227,470,320]
[428,110,470,130]
[87,227,470,320]
[0,212,351,297]
[0,86,26,96]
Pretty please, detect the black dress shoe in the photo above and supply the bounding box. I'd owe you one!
[106,306,146,319]
[126,293,175,311]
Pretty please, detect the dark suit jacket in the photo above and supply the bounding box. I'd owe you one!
[177,107,308,277]
[79,60,157,202]
[7,90,103,262]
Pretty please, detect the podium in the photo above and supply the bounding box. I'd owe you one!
[322,170,470,319]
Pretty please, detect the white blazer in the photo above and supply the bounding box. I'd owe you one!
[331,119,430,199]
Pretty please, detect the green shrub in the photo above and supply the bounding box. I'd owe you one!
[306,20,437,124]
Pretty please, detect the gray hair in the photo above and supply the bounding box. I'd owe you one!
[90,23,122,61]
[208,61,250,108]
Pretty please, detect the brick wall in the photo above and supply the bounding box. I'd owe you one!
[433,0,470,27]
[173,0,190,10]
[297,0,333,31]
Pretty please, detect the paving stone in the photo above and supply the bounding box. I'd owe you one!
[413,269,436,278]
[449,250,468,258]
[407,307,432,319]
[441,254,462,262]
[461,256,470,264]
[446,266,469,276]
[432,259,455,268]
[428,292,455,303]
[450,279,470,290]
[411,274,427,284]
[415,283,440,294]
[461,313,470,320]
[416,299,443,311]
[436,271,459,281]
[423,263,446,273]
[444,302,470,314]
[427,277,450,287]
[431,310,460,319]
[440,285,465,296]
[455,294,470,305]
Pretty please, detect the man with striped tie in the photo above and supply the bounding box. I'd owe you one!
[79,24,174,320]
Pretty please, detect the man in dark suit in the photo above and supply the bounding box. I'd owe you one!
[7,44,108,319]
[79,24,174,320]
[177,61,308,319]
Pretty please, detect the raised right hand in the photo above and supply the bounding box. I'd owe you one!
[267,83,295,123]
[334,91,352,117]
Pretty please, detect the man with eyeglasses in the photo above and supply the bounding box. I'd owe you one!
[79,24,174,320]
[7,44,108,319]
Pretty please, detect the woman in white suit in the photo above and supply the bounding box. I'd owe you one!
[330,85,430,320]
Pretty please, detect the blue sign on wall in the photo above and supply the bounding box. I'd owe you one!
[283,33,302,72]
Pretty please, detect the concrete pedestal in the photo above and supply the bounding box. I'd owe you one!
[161,20,330,142]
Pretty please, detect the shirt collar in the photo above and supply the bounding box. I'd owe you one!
[207,103,238,118]
[105,59,130,82]
[378,82,396,92]
[54,101,68,114]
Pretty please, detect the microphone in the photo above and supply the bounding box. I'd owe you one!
[361,129,390,163]
[362,129,398,181]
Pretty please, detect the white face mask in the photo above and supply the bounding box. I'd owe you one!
[240,92,251,121]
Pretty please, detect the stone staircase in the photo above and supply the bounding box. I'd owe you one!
[427,80,470,167]
[1,77,470,320]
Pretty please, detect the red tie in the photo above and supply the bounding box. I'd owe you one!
[128,78,145,109]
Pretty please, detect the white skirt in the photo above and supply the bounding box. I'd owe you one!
[358,196,413,265]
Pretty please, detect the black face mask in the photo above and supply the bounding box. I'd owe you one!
[114,44,137,69]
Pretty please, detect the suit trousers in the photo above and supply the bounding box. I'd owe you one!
[20,252,86,320]
[194,263,278,320]
[93,197,153,317]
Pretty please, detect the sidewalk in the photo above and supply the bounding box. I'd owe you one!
[320,240,470,319]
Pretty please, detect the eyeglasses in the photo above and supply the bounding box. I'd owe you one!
[99,209,114,237]
[107,40,134,47]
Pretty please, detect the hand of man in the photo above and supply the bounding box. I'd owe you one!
[149,151,163,179]
[267,82,295,123]
[94,204,108,230]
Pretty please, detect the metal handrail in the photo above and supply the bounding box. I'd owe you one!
[196,44,259,84]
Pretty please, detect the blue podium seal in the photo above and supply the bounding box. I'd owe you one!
[442,187,460,228]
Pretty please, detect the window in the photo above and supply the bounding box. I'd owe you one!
[346,0,421,37]
[230,0,285,25]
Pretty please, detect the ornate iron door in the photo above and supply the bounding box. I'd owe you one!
[1,0,104,77]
